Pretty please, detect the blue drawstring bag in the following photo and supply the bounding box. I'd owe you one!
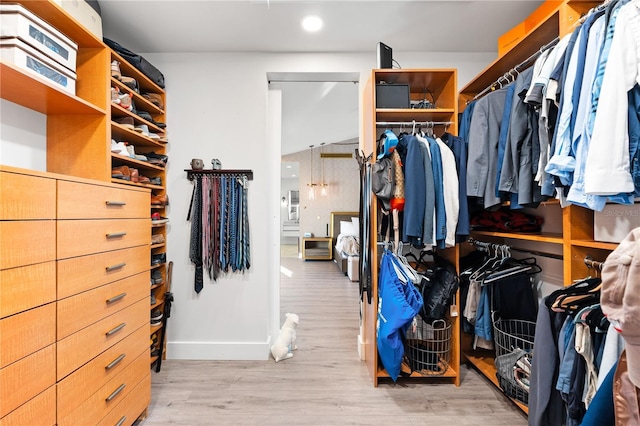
[377,251,423,381]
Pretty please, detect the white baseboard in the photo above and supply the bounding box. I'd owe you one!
[357,334,365,361]
[166,340,272,361]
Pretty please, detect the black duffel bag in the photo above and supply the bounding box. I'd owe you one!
[104,38,165,89]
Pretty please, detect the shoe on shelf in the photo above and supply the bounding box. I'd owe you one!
[138,175,151,184]
[151,268,164,283]
[151,319,162,327]
[151,234,165,245]
[125,145,147,161]
[111,165,131,180]
[151,193,169,206]
[111,140,129,156]
[142,152,168,164]
[151,309,163,321]
[111,60,122,80]
[130,168,139,183]
[114,116,135,129]
[148,132,161,141]
[151,253,166,265]
[151,212,169,225]
[149,177,162,186]
[119,93,134,111]
[150,348,161,357]
[134,124,150,137]
[121,76,139,93]
[150,290,157,305]
[143,92,164,109]
[110,87,120,104]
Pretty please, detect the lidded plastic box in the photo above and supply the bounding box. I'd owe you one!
[0,37,76,95]
[0,3,78,72]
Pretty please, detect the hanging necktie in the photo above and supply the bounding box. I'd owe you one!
[242,176,250,270]
[219,176,227,272]
[189,176,204,293]
[230,177,238,272]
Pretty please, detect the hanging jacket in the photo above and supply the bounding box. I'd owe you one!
[377,251,423,381]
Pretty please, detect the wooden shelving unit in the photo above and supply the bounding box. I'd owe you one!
[363,68,459,387]
[457,0,603,415]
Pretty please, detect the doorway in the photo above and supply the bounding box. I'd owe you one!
[268,73,360,339]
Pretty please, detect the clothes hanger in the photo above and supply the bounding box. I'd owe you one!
[394,242,420,284]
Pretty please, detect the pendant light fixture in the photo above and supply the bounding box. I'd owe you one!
[307,145,316,200]
[320,142,328,196]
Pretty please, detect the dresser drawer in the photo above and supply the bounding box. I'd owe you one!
[0,385,56,426]
[57,325,148,420]
[0,221,55,270]
[57,298,148,381]
[57,219,149,259]
[96,373,150,426]
[58,272,148,339]
[0,344,56,417]
[0,171,56,220]
[0,262,56,319]
[57,246,148,299]
[0,303,56,368]
[58,351,149,426]
[58,181,148,220]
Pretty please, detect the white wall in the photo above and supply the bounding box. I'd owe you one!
[0,99,47,169]
[0,50,496,360]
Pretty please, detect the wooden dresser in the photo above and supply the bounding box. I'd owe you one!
[0,166,151,425]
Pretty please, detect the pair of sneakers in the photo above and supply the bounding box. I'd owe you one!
[111,86,134,112]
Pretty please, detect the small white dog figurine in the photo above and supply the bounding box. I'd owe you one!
[271,313,299,362]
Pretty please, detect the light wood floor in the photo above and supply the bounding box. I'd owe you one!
[142,258,527,425]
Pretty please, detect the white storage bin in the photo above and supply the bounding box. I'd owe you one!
[1,38,76,95]
[0,3,77,72]
[52,0,102,39]
[594,203,640,243]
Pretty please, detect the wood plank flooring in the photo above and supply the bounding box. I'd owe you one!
[142,258,527,425]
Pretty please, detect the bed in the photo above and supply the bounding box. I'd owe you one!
[330,211,360,277]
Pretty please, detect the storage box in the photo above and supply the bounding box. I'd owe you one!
[0,4,77,72]
[376,84,409,109]
[0,38,76,95]
[594,203,640,243]
[52,0,103,39]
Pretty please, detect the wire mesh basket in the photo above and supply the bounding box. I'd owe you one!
[493,318,535,405]
[405,318,452,376]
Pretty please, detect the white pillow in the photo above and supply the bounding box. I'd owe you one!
[351,216,360,232]
[340,220,357,236]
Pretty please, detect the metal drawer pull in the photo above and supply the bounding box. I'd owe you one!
[106,293,127,304]
[115,416,127,426]
[105,263,126,272]
[105,353,126,370]
[105,200,126,206]
[106,232,127,239]
[105,383,126,402]
[106,323,126,336]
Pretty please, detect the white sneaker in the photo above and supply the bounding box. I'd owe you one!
[111,140,129,156]
[126,145,147,161]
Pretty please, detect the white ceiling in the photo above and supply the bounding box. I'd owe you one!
[99,1,543,54]
[99,0,543,170]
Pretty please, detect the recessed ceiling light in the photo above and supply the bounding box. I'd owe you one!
[286,165,292,168]
[301,15,323,32]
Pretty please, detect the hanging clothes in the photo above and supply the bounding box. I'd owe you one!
[376,249,423,381]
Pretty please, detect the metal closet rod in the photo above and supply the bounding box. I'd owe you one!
[584,255,604,271]
[471,36,560,102]
[376,120,453,127]
[467,237,563,260]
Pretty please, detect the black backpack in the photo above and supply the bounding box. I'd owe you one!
[417,255,459,323]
